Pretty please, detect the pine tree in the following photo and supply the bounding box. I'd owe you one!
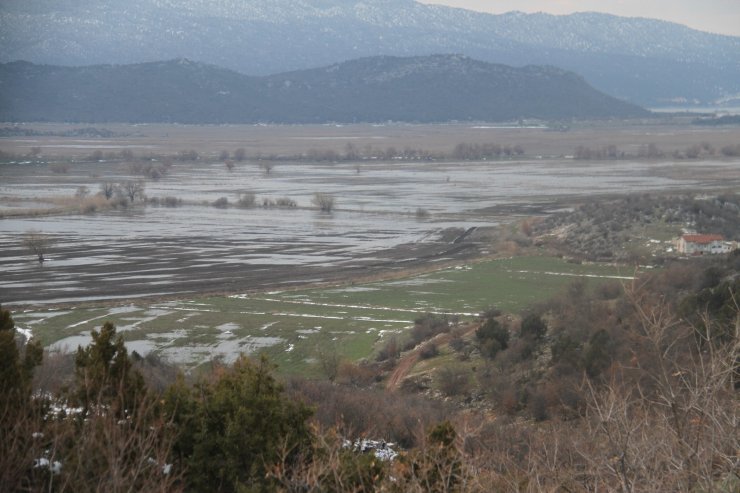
[73,321,146,418]
[164,355,313,492]
[0,305,42,408]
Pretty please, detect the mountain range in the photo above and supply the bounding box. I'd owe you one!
[1,0,738,107]
[0,56,648,124]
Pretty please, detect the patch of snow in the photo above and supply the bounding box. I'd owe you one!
[16,325,33,342]
[344,438,399,461]
[33,458,62,475]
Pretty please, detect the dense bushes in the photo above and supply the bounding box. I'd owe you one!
[537,193,740,260]
[164,356,313,492]
[475,317,509,359]
[408,314,451,350]
[0,316,315,492]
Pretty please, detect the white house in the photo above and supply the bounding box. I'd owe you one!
[676,234,732,255]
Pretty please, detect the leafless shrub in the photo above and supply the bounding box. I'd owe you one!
[376,336,400,363]
[236,192,256,208]
[212,197,229,208]
[262,197,296,208]
[556,284,740,492]
[45,398,179,492]
[78,195,109,214]
[74,186,89,200]
[23,230,53,264]
[316,344,342,382]
[49,163,70,174]
[720,144,740,157]
[145,165,167,180]
[260,162,274,175]
[437,365,471,397]
[287,379,449,449]
[409,314,450,349]
[176,149,199,161]
[119,149,134,160]
[149,196,181,208]
[110,195,130,209]
[638,142,664,159]
[274,197,296,208]
[415,207,430,219]
[312,193,335,212]
[336,361,378,387]
[0,394,48,490]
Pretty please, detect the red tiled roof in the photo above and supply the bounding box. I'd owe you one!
[682,234,724,244]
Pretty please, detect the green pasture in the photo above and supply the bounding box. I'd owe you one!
[13,256,634,375]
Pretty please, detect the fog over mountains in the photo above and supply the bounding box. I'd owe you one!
[1,0,739,106]
[0,56,648,123]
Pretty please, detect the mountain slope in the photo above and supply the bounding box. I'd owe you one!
[0,0,738,106]
[0,56,648,123]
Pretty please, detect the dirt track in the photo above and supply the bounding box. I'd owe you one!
[386,322,480,391]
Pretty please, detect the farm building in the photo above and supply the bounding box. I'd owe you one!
[676,234,733,255]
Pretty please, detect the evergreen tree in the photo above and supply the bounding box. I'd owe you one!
[0,306,43,490]
[164,355,313,492]
[73,321,146,418]
[0,305,42,408]
[476,317,509,359]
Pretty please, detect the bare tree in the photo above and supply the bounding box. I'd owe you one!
[260,162,274,175]
[23,230,53,265]
[316,344,341,383]
[100,182,116,200]
[121,180,145,203]
[237,192,256,208]
[234,148,246,162]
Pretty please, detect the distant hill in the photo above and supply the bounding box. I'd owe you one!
[0,0,738,106]
[0,56,648,124]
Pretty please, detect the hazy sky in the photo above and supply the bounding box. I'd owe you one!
[418,1,740,37]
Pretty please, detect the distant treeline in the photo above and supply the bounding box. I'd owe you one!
[0,142,529,164]
[574,142,740,160]
[0,126,126,138]
[693,114,740,126]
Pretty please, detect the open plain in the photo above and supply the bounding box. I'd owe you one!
[2,122,740,370]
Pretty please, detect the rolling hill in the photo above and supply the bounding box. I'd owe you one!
[0,55,648,123]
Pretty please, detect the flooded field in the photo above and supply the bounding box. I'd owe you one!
[3,122,740,306]
[2,154,738,305]
[1,123,739,369]
[12,256,631,374]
